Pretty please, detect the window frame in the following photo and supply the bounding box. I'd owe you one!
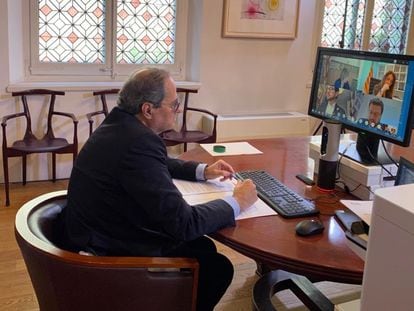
[28,0,188,81]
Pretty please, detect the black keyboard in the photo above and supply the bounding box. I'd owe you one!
[235,170,319,218]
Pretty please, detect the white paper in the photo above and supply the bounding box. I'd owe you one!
[182,192,276,220]
[340,200,373,226]
[200,142,263,156]
[173,178,277,220]
[173,178,234,195]
[236,198,277,220]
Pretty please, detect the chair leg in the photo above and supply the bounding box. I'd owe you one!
[2,153,10,206]
[184,142,188,152]
[52,153,56,182]
[22,155,27,186]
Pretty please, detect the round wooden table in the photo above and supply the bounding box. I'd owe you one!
[180,136,367,284]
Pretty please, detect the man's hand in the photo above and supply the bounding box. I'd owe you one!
[204,160,235,181]
[232,179,258,210]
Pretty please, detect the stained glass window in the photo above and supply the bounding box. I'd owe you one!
[369,0,412,53]
[38,0,106,63]
[321,0,365,49]
[321,0,412,54]
[116,0,176,64]
[37,0,177,65]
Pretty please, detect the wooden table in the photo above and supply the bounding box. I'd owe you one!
[180,135,414,285]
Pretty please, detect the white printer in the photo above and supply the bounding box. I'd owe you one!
[360,184,414,309]
[336,184,414,310]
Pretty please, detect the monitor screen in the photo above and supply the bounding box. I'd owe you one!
[308,47,414,164]
[395,156,414,186]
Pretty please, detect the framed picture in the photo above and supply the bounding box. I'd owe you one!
[222,0,299,39]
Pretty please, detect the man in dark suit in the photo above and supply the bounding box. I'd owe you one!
[61,68,258,311]
[317,85,346,119]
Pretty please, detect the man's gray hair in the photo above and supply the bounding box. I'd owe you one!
[117,68,170,114]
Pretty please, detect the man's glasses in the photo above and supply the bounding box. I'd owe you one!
[162,98,181,112]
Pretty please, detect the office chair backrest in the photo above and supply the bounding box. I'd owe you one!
[369,78,381,94]
[15,191,199,311]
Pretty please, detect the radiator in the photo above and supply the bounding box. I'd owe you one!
[202,112,310,142]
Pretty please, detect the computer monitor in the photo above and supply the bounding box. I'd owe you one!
[394,156,414,186]
[308,47,414,165]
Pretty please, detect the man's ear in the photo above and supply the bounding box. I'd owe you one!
[142,102,153,119]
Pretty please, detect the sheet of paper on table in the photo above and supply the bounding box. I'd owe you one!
[340,199,373,226]
[200,142,263,156]
[173,178,276,220]
[174,177,234,195]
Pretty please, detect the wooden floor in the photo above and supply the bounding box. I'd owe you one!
[0,180,257,311]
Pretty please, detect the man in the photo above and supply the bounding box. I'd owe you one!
[359,97,388,130]
[60,68,257,311]
[317,84,346,119]
[334,68,350,91]
[367,97,384,125]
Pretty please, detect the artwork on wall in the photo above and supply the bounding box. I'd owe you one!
[222,0,299,39]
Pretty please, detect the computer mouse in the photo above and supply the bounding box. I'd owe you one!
[295,219,324,237]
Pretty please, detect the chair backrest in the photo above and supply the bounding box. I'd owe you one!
[92,89,120,116]
[176,88,199,132]
[11,89,66,140]
[15,191,199,311]
[369,78,381,94]
[88,89,120,135]
[159,87,217,151]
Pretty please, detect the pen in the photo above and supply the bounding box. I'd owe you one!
[229,173,238,186]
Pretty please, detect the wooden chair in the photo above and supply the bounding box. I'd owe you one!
[2,89,78,206]
[87,89,119,136]
[15,191,199,311]
[160,88,218,152]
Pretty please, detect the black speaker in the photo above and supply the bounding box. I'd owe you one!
[317,120,342,191]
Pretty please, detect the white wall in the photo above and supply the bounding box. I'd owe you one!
[0,1,325,184]
[0,0,10,91]
[190,1,320,116]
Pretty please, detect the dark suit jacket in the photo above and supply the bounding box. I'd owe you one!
[317,97,346,119]
[61,107,235,256]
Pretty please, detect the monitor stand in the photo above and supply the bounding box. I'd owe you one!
[339,133,396,165]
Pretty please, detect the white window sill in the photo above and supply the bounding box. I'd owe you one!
[7,81,202,92]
